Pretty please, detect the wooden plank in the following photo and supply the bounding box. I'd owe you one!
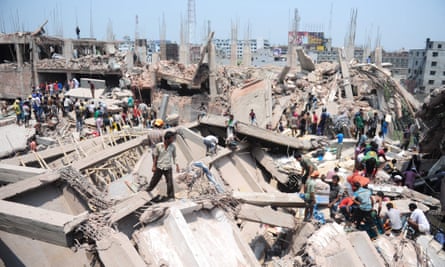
[0,137,100,166]
[71,136,145,170]
[97,232,146,267]
[0,137,145,200]
[0,163,46,183]
[199,115,316,151]
[233,191,305,208]
[250,146,289,184]
[0,199,87,246]
[237,204,295,228]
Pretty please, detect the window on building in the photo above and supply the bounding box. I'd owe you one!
[442,80,445,85]
[408,69,411,73]
[428,80,434,85]
[415,60,418,65]
[423,52,426,56]
[414,70,417,74]
[433,52,438,57]
[432,61,437,67]
[430,71,436,75]
[429,43,432,48]
[439,44,442,49]
[443,71,445,76]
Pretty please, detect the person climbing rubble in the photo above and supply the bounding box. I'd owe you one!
[352,182,378,238]
[249,109,258,126]
[407,203,430,237]
[303,170,319,222]
[381,202,403,236]
[295,153,317,193]
[198,102,207,120]
[322,174,343,219]
[203,135,218,156]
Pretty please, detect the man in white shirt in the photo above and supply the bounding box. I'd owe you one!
[408,203,430,234]
[382,202,403,235]
[373,131,384,149]
[203,135,218,156]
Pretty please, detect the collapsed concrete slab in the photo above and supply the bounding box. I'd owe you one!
[0,200,87,246]
[134,205,260,267]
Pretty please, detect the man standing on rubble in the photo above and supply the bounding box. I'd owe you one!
[88,81,95,99]
[147,131,180,200]
[304,171,319,222]
[352,182,378,237]
[295,153,317,191]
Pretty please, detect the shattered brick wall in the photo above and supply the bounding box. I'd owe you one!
[0,66,33,99]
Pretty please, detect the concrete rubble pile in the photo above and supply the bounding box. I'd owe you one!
[2,34,445,267]
[416,86,445,156]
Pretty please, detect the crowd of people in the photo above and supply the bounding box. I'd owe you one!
[299,162,430,239]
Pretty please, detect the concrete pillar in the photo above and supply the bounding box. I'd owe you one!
[208,42,217,101]
[159,94,170,121]
[15,43,23,68]
[242,44,251,67]
[287,45,296,68]
[126,49,134,69]
[179,44,190,65]
[63,39,73,60]
[31,39,39,87]
[375,47,382,68]
[151,52,160,64]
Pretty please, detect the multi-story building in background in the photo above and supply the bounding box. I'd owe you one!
[407,38,445,93]
[382,50,409,76]
[213,38,270,59]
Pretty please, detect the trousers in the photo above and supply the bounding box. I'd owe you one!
[147,168,174,198]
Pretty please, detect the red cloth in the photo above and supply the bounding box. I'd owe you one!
[339,197,354,208]
[347,173,370,187]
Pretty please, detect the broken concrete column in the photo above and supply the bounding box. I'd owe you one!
[159,94,170,121]
[287,45,296,68]
[15,43,23,68]
[296,48,315,71]
[63,39,73,60]
[375,47,382,68]
[337,48,354,100]
[208,42,217,101]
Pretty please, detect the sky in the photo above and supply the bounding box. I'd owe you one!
[1,0,444,51]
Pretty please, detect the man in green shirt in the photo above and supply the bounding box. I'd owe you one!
[304,170,319,222]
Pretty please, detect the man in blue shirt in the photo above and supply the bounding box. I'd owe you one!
[352,182,377,237]
[336,131,344,160]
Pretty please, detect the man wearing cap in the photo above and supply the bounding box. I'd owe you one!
[304,170,319,221]
[146,131,180,200]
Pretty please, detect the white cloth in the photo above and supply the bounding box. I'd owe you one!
[410,208,430,233]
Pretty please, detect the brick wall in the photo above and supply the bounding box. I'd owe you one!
[0,66,33,99]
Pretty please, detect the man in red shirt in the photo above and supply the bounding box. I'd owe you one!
[339,192,354,223]
[311,111,318,134]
